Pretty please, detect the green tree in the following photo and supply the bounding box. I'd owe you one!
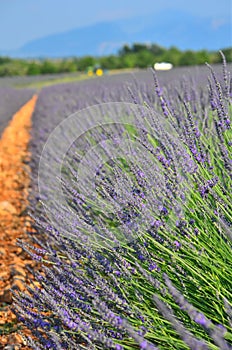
[135,50,154,68]
[150,44,166,56]
[195,50,210,65]
[179,50,198,66]
[131,43,149,53]
[99,55,120,70]
[58,59,77,73]
[160,46,182,66]
[0,56,11,65]
[27,62,41,75]
[76,56,96,71]
[121,53,137,68]
[40,60,58,74]
[118,44,131,56]
[220,48,232,62]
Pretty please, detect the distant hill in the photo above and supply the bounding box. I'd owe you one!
[1,10,231,58]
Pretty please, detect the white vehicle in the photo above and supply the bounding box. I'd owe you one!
[154,62,173,71]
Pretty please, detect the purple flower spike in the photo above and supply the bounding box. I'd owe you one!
[194,313,208,326]
[160,206,168,216]
[116,345,123,350]
[174,241,181,249]
[138,170,145,178]
[149,263,157,271]
[140,340,148,349]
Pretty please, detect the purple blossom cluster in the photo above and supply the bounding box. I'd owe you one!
[13,57,232,349]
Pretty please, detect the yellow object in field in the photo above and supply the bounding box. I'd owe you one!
[96,68,103,76]
[87,70,94,77]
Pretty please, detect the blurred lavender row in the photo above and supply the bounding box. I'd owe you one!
[0,86,35,135]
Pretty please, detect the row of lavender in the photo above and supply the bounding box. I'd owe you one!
[0,86,34,135]
[27,64,227,207]
[14,59,232,349]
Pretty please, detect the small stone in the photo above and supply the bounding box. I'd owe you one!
[33,281,41,288]
[10,266,26,277]
[0,271,9,281]
[12,278,25,291]
[0,288,12,303]
[7,333,22,345]
[0,247,6,256]
[16,247,23,255]
[0,201,17,215]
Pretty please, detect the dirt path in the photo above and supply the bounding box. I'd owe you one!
[0,95,37,349]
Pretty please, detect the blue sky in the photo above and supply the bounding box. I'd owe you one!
[0,0,231,50]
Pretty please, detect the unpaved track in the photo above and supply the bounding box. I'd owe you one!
[0,95,37,349]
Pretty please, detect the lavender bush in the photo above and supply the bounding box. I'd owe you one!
[13,55,231,349]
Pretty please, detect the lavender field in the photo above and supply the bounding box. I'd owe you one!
[11,58,232,350]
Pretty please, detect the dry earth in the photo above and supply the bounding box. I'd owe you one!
[0,96,37,349]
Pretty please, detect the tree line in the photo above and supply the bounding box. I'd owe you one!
[0,43,231,77]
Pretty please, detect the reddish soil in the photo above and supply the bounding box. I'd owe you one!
[0,96,37,349]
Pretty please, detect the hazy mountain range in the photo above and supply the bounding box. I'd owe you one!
[1,10,231,58]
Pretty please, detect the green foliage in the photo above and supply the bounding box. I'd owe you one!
[0,56,11,64]
[179,50,198,66]
[27,62,41,75]
[59,59,77,73]
[160,46,182,66]
[40,60,59,74]
[222,47,232,61]
[0,44,231,77]
[135,50,154,68]
[99,55,121,69]
[76,56,96,71]
[0,59,28,76]
[121,53,138,68]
